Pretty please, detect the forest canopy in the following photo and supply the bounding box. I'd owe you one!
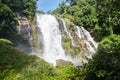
[52,0,120,41]
[0,0,37,41]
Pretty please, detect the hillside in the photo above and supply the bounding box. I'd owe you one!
[0,41,78,80]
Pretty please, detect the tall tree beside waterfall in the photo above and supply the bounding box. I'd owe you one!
[1,0,38,21]
[0,3,18,40]
[0,0,38,41]
[52,0,98,30]
[82,35,120,80]
[53,0,120,41]
[94,0,120,36]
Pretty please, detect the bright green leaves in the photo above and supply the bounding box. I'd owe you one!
[1,0,37,21]
[0,0,37,41]
[52,0,98,32]
[0,38,13,45]
[98,34,120,55]
[53,0,120,41]
[81,34,120,80]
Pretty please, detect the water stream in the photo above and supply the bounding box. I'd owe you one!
[36,14,98,66]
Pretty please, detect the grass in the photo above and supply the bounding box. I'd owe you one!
[0,42,38,80]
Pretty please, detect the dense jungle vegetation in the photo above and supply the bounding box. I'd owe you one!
[0,0,120,80]
[0,0,37,43]
[53,0,120,41]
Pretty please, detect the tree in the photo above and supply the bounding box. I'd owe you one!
[1,0,38,21]
[0,2,18,40]
[36,10,45,14]
[84,34,120,80]
[95,0,120,38]
[52,0,98,30]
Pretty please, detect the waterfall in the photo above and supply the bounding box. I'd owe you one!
[75,26,84,38]
[36,14,98,66]
[81,27,98,49]
[61,19,75,46]
[75,26,98,54]
[37,15,69,66]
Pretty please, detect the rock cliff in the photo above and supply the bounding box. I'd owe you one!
[16,16,33,53]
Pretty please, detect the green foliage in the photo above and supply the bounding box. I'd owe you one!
[0,0,120,80]
[81,34,120,80]
[0,0,37,43]
[93,0,120,40]
[56,63,77,80]
[0,38,13,45]
[53,0,98,30]
[36,10,45,14]
[53,0,120,41]
[0,41,79,80]
[16,60,57,80]
[98,34,120,55]
[1,0,37,21]
[22,0,37,21]
[32,31,39,48]
[63,35,71,49]
[0,42,38,80]
[0,2,18,40]
[92,25,102,41]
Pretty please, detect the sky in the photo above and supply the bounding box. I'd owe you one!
[37,0,64,13]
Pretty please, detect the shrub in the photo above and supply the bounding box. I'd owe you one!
[83,34,120,80]
[0,38,13,45]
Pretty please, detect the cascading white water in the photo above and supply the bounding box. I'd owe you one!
[75,26,84,39]
[84,40,95,54]
[75,26,98,54]
[37,14,69,66]
[81,27,98,49]
[36,14,98,66]
[61,19,75,46]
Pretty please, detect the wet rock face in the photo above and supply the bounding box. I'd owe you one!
[16,17,33,53]
[57,18,98,64]
[19,24,31,40]
[18,17,32,40]
[56,59,72,67]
